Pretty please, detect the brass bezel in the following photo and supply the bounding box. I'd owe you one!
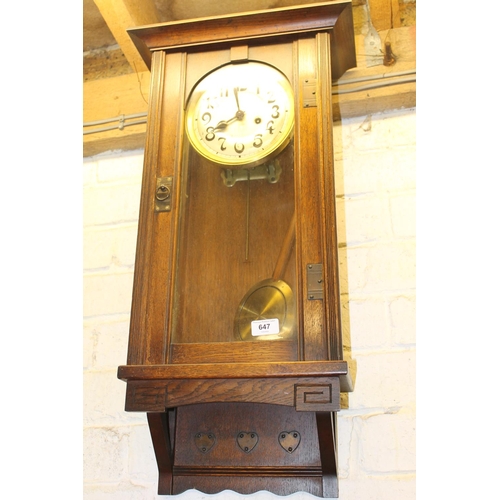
[185,61,295,168]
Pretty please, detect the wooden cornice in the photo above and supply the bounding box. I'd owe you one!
[367,0,401,31]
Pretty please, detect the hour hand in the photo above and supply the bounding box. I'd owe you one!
[214,113,244,131]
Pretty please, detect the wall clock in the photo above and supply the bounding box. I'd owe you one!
[117,2,356,497]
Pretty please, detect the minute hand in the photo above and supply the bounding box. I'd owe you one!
[234,87,242,112]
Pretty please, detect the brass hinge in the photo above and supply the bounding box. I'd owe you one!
[303,79,317,108]
[306,263,323,300]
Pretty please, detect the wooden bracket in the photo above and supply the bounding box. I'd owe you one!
[147,403,341,497]
[316,412,339,498]
[147,411,175,495]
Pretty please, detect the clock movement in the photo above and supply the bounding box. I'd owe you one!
[117,2,356,497]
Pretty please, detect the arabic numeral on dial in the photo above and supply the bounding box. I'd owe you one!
[205,127,216,141]
[253,134,263,148]
[271,105,280,119]
[202,112,211,124]
[218,136,227,151]
[267,90,276,103]
[234,143,245,154]
[205,97,215,109]
[267,121,275,134]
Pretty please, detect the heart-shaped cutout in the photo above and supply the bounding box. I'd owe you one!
[279,431,301,454]
[194,432,216,453]
[237,431,259,453]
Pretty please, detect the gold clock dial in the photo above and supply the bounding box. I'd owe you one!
[185,62,294,167]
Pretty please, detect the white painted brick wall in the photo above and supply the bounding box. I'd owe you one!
[83,108,416,499]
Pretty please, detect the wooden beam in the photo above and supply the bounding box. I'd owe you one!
[367,0,401,31]
[332,25,415,120]
[92,0,161,73]
[83,71,150,157]
[333,79,415,121]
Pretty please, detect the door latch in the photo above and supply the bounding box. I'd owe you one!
[155,176,173,212]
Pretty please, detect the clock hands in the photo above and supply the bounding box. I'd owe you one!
[233,87,245,120]
[214,114,242,130]
[214,87,246,131]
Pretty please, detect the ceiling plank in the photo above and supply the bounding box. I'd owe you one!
[92,0,161,72]
[367,0,401,31]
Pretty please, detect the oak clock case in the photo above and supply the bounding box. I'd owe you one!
[118,2,356,498]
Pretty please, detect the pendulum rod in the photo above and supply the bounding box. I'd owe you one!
[245,169,250,261]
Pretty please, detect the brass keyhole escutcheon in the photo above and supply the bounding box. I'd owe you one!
[155,176,173,212]
[155,184,171,201]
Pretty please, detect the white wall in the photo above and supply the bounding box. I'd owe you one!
[83,107,416,499]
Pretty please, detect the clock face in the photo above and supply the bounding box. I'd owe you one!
[185,62,295,167]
